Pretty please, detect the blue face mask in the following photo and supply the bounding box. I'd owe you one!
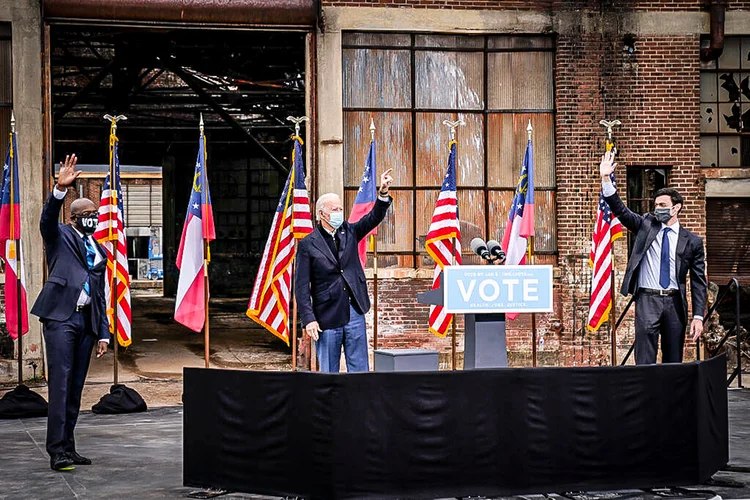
[328,211,344,229]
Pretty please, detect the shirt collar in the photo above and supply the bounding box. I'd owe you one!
[318,223,336,238]
[662,220,680,234]
[71,224,85,239]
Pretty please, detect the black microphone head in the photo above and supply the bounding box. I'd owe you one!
[470,237,487,254]
[486,239,502,256]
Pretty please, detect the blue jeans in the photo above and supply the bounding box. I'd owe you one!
[316,304,369,373]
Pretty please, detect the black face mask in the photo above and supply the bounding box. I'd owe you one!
[76,215,98,235]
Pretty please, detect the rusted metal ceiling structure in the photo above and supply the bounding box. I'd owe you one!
[51,26,306,173]
[43,0,317,28]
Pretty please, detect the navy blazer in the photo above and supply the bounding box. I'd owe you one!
[295,197,391,330]
[30,193,110,341]
[604,191,708,323]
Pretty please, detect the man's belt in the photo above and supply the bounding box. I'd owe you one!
[639,287,679,297]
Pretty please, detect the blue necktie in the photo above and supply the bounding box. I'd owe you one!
[83,237,96,296]
[659,227,671,289]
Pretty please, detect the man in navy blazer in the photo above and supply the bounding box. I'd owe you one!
[31,154,109,471]
[599,151,707,364]
[295,168,394,373]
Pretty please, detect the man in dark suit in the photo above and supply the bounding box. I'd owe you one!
[599,151,707,364]
[295,168,394,373]
[31,154,109,471]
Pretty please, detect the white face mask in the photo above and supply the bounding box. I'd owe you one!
[328,211,344,229]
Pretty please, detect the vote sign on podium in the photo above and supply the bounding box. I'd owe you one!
[442,265,554,314]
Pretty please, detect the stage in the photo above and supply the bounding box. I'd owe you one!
[0,389,749,499]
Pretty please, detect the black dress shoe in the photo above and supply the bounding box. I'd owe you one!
[66,451,92,465]
[50,454,75,471]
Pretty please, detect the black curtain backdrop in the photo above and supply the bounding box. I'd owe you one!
[183,356,728,499]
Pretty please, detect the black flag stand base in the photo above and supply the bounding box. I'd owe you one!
[92,383,147,415]
[0,383,48,419]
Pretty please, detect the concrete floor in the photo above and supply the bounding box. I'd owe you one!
[0,392,748,499]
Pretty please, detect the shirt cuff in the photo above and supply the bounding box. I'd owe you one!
[377,194,390,202]
[53,186,67,199]
[99,338,110,344]
[601,180,616,197]
[693,315,703,322]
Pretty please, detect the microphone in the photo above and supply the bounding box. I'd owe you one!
[486,239,506,264]
[470,238,491,260]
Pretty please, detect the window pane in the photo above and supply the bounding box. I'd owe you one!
[488,52,553,110]
[414,34,483,49]
[488,190,556,253]
[718,38,741,70]
[343,49,411,109]
[415,189,485,267]
[701,136,718,168]
[700,73,717,102]
[488,113,554,188]
[346,188,414,253]
[0,108,9,163]
[719,102,742,132]
[342,32,411,47]
[488,36,554,50]
[415,51,484,110]
[0,38,11,104]
[344,111,412,187]
[742,38,750,70]
[719,136,741,167]
[700,104,718,133]
[718,72,740,103]
[415,112,484,187]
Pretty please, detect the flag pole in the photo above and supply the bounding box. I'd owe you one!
[370,119,380,352]
[599,119,621,366]
[525,121,538,368]
[199,114,211,369]
[10,113,23,384]
[287,115,309,370]
[103,113,126,383]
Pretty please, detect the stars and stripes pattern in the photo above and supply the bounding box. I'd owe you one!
[247,136,313,344]
[0,130,29,339]
[425,140,462,338]
[94,131,132,346]
[587,140,624,332]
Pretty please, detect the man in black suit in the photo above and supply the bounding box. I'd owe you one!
[599,151,707,364]
[31,154,109,471]
[295,168,394,373]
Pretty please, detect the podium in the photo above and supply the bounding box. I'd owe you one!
[418,265,554,370]
[418,274,507,369]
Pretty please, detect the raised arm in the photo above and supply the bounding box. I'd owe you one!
[599,151,643,234]
[40,154,81,242]
[352,167,393,240]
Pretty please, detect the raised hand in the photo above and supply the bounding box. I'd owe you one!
[379,168,394,195]
[57,154,81,188]
[599,151,617,179]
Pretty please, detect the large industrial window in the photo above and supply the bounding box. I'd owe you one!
[626,165,668,256]
[0,24,11,163]
[700,37,750,169]
[342,33,556,269]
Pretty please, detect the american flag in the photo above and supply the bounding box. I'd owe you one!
[93,131,132,346]
[247,136,313,344]
[425,140,462,338]
[587,141,623,332]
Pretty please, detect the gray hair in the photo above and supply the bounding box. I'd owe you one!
[315,193,340,220]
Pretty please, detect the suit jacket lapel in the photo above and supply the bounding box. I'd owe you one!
[63,225,87,265]
[312,227,339,266]
[675,227,689,277]
[642,220,662,259]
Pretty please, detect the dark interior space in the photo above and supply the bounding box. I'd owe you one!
[51,26,307,298]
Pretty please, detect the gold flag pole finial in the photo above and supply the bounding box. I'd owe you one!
[199,113,204,136]
[10,111,15,134]
[287,115,310,138]
[527,119,533,142]
[370,118,376,141]
[599,119,621,152]
[103,114,127,133]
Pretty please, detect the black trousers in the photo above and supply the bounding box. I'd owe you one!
[634,293,686,365]
[43,309,96,456]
